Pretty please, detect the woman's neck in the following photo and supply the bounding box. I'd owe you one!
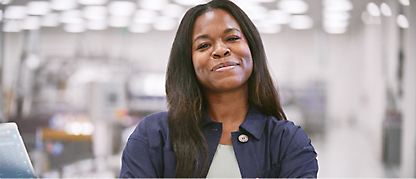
[204,85,249,125]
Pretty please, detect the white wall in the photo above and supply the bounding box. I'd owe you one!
[401,0,416,176]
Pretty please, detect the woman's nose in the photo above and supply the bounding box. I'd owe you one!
[212,41,231,59]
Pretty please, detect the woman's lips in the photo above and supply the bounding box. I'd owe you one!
[212,61,239,72]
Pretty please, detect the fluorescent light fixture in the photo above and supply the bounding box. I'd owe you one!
[277,0,309,14]
[397,14,409,28]
[323,19,349,28]
[324,26,347,34]
[153,16,176,31]
[61,10,83,24]
[78,0,108,5]
[380,3,392,17]
[83,6,107,20]
[323,10,350,21]
[361,11,372,25]
[22,16,41,30]
[108,1,136,16]
[268,10,291,24]
[27,1,51,16]
[366,2,381,17]
[138,0,168,11]
[4,6,26,19]
[133,9,158,24]
[64,21,85,33]
[172,0,208,6]
[51,0,78,11]
[289,15,313,29]
[42,13,60,27]
[161,4,186,18]
[129,23,151,33]
[87,19,107,30]
[323,0,353,11]
[109,16,130,27]
[3,20,21,32]
[0,10,3,22]
[399,0,410,6]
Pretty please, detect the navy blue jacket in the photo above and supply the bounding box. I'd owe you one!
[120,106,318,178]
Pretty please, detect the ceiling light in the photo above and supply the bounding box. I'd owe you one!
[324,26,347,34]
[161,4,186,18]
[64,21,85,33]
[323,19,349,28]
[289,15,313,29]
[138,0,167,11]
[87,19,107,30]
[172,0,208,6]
[268,10,291,24]
[109,16,130,27]
[78,0,108,5]
[42,13,60,27]
[61,10,83,24]
[22,16,41,30]
[399,0,410,6]
[3,20,21,32]
[380,3,392,17]
[129,23,151,33]
[83,6,107,20]
[1,0,12,5]
[397,14,409,28]
[323,10,350,21]
[0,10,3,22]
[367,2,381,17]
[27,1,51,16]
[51,0,78,11]
[323,0,353,11]
[4,6,26,19]
[361,11,372,25]
[153,16,177,31]
[133,9,158,24]
[277,0,309,14]
[108,1,136,16]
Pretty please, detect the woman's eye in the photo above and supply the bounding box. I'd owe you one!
[197,43,210,50]
[227,36,241,41]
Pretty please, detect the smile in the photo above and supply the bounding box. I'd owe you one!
[212,61,239,72]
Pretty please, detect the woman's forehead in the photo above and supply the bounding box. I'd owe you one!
[192,9,242,37]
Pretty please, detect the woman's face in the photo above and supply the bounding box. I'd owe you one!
[192,9,253,92]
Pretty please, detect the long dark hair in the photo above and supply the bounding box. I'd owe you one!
[165,0,287,177]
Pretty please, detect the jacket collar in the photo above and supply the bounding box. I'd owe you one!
[200,104,266,140]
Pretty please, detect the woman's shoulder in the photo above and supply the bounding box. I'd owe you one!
[263,116,310,146]
[129,111,170,148]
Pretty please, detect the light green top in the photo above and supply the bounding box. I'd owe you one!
[206,144,242,178]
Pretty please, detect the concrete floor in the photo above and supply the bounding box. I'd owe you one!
[310,124,400,178]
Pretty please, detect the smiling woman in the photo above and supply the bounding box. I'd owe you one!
[120,0,318,178]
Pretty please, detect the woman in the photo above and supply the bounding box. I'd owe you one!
[120,0,318,178]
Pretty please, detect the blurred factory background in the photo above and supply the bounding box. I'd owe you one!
[0,0,415,178]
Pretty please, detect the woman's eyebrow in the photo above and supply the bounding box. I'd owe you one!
[194,34,209,43]
[224,28,241,34]
[193,28,241,43]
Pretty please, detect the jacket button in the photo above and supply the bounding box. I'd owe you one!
[238,134,248,143]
